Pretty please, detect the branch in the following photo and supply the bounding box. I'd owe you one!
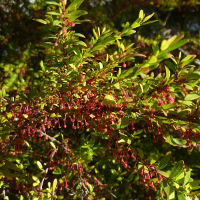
[138,109,199,124]
[36,129,62,145]
[102,106,199,124]
[40,168,49,191]
[86,173,117,199]
[163,12,171,26]
[1,97,16,105]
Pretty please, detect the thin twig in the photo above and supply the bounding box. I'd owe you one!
[40,168,49,191]
[86,173,117,199]
[36,129,62,145]
[163,12,171,26]
[1,97,16,105]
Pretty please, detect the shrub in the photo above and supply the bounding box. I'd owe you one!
[0,0,200,199]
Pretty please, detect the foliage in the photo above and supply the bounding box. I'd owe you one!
[0,0,200,199]
[81,0,200,61]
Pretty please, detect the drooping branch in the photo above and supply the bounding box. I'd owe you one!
[36,129,117,198]
[101,106,199,124]
[142,109,199,124]
[36,129,62,145]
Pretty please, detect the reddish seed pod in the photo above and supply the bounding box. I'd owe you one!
[65,182,69,188]
[54,41,58,47]
[68,21,75,27]
[122,62,126,68]
[168,96,175,104]
[80,73,85,82]
[71,22,75,27]
[63,28,67,34]
[180,65,183,69]
[144,68,150,74]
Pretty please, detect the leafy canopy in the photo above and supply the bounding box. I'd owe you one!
[0,0,200,199]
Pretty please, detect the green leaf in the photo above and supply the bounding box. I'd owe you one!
[177,192,186,200]
[170,161,184,179]
[66,0,84,11]
[139,84,144,93]
[114,82,120,90]
[32,176,39,182]
[7,112,12,119]
[142,13,155,23]
[163,182,174,199]
[162,104,174,110]
[47,11,60,16]
[40,60,45,71]
[65,10,88,21]
[119,64,140,78]
[118,139,125,143]
[167,38,188,51]
[179,100,193,106]
[75,41,87,47]
[139,10,145,20]
[171,138,186,146]
[35,19,47,24]
[121,117,130,128]
[50,142,57,150]
[33,182,39,187]
[52,178,57,193]
[46,1,60,6]
[141,20,158,26]
[181,55,196,67]
[148,55,157,64]
[161,40,169,51]
[158,38,188,59]
[20,195,24,200]
[121,29,136,37]
[36,161,43,170]
[169,190,175,200]
[184,171,191,185]
[158,153,171,170]
[103,94,116,105]
[181,71,200,79]
[32,176,40,187]
[175,171,184,181]
[185,94,200,101]
[24,141,30,147]
[190,180,200,190]
[127,139,131,145]
[165,66,170,83]
[165,61,177,72]
[91,44,105,52]
[87,183,93,193]
[99,62,103,70]
[131,20,141,29]
[50,113,57,118]
[53,168,62,174]
[74,33,85,38]
[53,20,61,26]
